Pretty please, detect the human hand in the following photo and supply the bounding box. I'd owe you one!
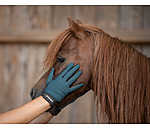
[42,62,84,107]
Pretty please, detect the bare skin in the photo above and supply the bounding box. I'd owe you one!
[29,112,53,124]
[0,96,53,124]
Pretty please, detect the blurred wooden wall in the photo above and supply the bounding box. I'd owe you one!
[0,5,150,124]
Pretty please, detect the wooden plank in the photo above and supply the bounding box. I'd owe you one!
[76,5,95,24]
[0,29,150,43]
[49,91,93,124]
[27,6,52,30]
[0,44,4,112]
[0,6,4,112]
[15,44,28,106]
[129,43,143,53]
[0,6,4,29]
[25,44,36,103]
[3,6,10,30]
[105,29,150,43]
[4,6,28,110]
[95,5,118,29]
[2,44,27,112]
[51,91,94,124]
[72,91,93,123]
[142,44,150,58]
[2,5,53,30]
[19,44,29,104]
[129,43,150,62]
[119,6,142,30]
[91,92,97,123]
[128,43,150,61]
[0,29,63,42]
[25,44,46,104]
[0,43,48,113]
[53,5,72,29]
[142,5,150,29]
[2,44,11,112]
[9,6,29,30]
[3,44,17,112]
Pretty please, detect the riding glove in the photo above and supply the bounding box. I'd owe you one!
[43,62,84,107]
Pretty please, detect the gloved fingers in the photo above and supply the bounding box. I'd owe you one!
[60,62,74,77]
[46,68,54,86]
[64,64,80,80]
[69,83,84,92]
[67,70,82,85]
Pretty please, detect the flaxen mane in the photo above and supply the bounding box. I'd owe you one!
[43,24,150,123]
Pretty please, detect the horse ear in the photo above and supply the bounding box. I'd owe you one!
[67,17,88,40]
[76,19,83,24]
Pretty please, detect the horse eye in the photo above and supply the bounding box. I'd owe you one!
[57,56,66,63]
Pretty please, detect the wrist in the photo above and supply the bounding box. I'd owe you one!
[47,106,61,116]
[42,93,57,107]
[39,96,51,108]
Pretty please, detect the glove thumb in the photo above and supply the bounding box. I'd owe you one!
[46,68,54,86]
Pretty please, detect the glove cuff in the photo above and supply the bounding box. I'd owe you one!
[46,106,61,116]
[42,92,57,107]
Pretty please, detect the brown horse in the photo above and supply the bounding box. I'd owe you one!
[30,17,150,123]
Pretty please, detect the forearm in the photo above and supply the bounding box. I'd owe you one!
[0,96,50,124]
[29,112,53,124]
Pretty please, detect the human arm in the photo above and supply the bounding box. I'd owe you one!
[29,112,53,124]
[30,63,84,123]
[0,96,51,124]
[0,62,83,124]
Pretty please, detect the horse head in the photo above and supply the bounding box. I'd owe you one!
[30,17,150,123]
[30,17,94,109]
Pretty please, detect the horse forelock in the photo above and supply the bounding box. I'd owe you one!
[43,24,101,71]
[43,28,73,71]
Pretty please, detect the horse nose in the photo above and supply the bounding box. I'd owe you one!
[30,88,36,99]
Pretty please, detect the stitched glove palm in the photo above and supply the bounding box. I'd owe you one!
[43,62,84,107]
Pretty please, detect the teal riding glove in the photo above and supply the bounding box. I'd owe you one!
[42,62,84,107]
[48,90,89,116]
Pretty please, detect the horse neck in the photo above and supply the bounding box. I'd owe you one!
[92,33,150,123]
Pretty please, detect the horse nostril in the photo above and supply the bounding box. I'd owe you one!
[30,88,36,99]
